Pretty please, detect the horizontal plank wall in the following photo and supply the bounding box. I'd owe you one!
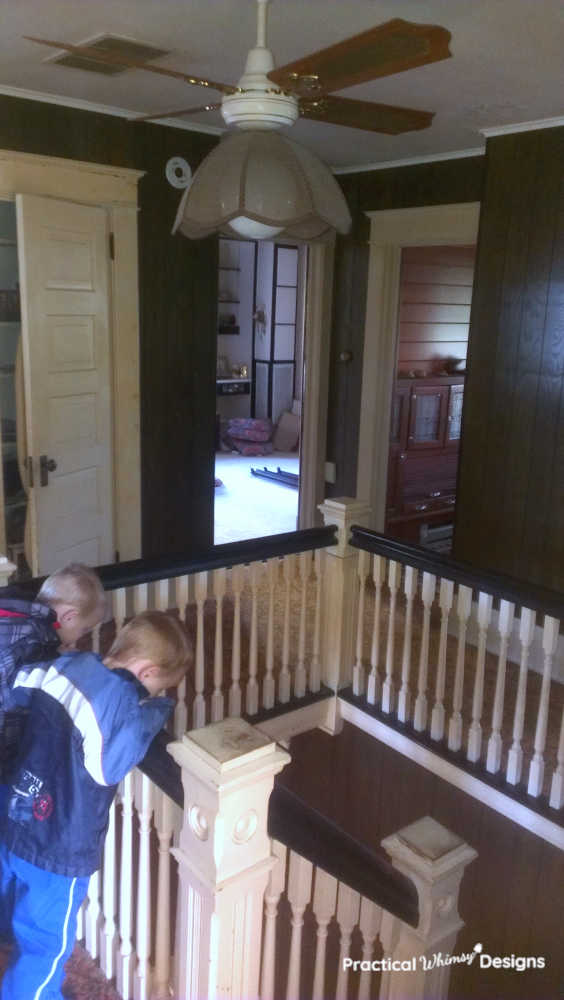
[282,724,564,1000]
[328,156,484,497]
[0,95,218,556]
[397,245,475,375]
[454,127,564,590]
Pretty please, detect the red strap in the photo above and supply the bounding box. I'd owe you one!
[0,609,26,618]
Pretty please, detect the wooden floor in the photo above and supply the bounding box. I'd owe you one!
[279,722,564,1000]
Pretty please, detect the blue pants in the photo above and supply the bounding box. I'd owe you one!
[0,844,88,999]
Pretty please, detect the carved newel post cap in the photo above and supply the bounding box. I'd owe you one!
[185,717,275,771]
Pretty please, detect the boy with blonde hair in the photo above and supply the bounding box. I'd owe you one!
[0,609,192,1000]
[0,563,106,790]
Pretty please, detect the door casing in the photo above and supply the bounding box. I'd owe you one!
[0,148,143,563]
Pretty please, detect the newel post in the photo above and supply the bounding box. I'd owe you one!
[379,817,477,1000]
[167,718,290,1000]
[318,497,371,692]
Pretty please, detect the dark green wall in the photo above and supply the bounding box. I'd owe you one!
[454,127,564,590]
[326,156,485,497]
[0,94,218,557]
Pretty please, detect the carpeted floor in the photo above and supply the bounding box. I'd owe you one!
[0,942,121,999]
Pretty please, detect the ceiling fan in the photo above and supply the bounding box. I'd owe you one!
[26,0,452,136]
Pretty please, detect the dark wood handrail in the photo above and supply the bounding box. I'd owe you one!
[14,525,338,596]
[351,526,564,619]
[139,733,418,928]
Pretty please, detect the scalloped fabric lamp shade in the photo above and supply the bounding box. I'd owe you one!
[173,130,352,241]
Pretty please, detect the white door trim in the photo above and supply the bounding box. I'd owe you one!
[298,237,335,528]
[0,149,143,561]
[356,203,481,529]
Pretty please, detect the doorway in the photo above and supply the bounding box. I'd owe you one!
[0,149,143,574]
[356,203,481,532]
[384,244,475,555]
[214,239,306,544]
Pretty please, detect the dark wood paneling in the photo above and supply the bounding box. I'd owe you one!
[454,127,564,589]
[0,94,218,556]
[281,723,564,1000]
[328,157,484,496]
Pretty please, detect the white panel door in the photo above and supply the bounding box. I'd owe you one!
[16,194,113,575]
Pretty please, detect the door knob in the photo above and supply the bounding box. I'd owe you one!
[39,454,57,487]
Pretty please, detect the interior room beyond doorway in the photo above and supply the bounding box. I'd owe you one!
[214,238,305,544]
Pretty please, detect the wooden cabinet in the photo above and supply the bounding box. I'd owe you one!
[386,377,464,544]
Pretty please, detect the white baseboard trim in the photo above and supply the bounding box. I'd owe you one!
[338,698,564,851]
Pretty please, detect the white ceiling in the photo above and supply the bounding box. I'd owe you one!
[1,0,563,170]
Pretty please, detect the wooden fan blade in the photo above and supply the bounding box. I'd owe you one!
[130,103,222,122]
[269,18,451,96]
[24,36,235,95]
[300,95,434,134]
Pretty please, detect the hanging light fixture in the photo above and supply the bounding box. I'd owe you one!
[173,0,351,242]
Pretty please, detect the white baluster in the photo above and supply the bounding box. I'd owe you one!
[228,564,244,717]
[263,559,278,708]
[211,568,227,722]
[279,554,295,704]
[414,572,436,732]
[117,772,136,999]
[431,579,454,741]
[506,607,536,783]
[155,577,169,612]
[91,622,101,655]
[382,560,400,714]
[335,883,361,1000]
[358,898,382,1000]
[311,868,338,1000]
[310,550,322,694]
[367,555,384,705]
[397,566,418,723]
[549,703,564,809]
[353,549,370,696]
[100,799,117,979]
[193,572,207,729]
[133,582,149,615]
[133,772,153,1000]
[447,584,473,751]
[174,576,189,737]
[246,561,260,715]
[112,587,127,634]
[152,791,175,1000]
[294,551,310,698]
[528,615,559,796]
[285,851,313,1000]
[76,902,84,943]
[260,840,287,1000]
[486,600,515,773]
[466,591,494,762]
[84,871,102,959]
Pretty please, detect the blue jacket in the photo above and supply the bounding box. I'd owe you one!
[0,651,174,877]
[0,594,60,778]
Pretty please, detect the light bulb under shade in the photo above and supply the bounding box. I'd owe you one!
[229,217,283,240]
[173,130,351,242]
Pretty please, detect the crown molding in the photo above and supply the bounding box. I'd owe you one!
[480,115,564,137]
[0,84,223,136]
[332,146,485,175]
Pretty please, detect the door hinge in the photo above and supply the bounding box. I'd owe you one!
[115,549,120,563]
[109,232,115,261]
[26,456,34,488]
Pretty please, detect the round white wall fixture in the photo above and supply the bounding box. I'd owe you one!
[166,157,192,189]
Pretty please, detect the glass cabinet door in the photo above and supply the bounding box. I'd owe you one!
[390,386,410,448]
[446,384,464,445]
[407,386,448,449]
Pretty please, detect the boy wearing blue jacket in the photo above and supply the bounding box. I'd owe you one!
[0,609,191,1000]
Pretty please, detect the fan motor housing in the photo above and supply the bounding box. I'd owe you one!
[221,42,299,130]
